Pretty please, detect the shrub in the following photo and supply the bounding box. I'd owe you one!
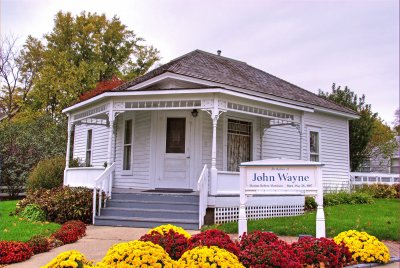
[149,224,191,239]
[239,231,279,250]
[140,229,189,260]
[292,236,352,267]
[96,240,175,267]
[19,204,47,222]
[0,241,33,264]
[16,186,94,223]
[323,192,374,206]
[305,196,318,210]
[188,229,240,256]
[42,250,93,268]
[178,246,244,267]
[52,220,86,245]
[27,235,50,254]
[334,230,390,263]
[239,240,301,268]
[27,155,65,191]
[356,184,398,199]
[394,183,400,198]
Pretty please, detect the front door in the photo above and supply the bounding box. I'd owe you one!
[156,111,191,189]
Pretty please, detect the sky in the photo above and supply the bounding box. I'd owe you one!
[1,0,399,124]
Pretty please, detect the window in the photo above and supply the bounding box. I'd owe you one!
[360,159,371,172]
[123,119,133,170]
[227,119,252,171]
[390,157,399,174]
[85,129,92,167]
[309,131,319,162]
[166,118,186,154]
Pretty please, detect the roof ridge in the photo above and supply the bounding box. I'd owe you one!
[194,49,247,64]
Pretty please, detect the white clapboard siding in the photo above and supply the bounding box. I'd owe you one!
[114,111,151,189]
[302,112,350,190]
[73,124,109,167]
[262,124,301,160]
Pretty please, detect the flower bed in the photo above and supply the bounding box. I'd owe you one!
[0,220,87,265]
[41,225,392,268]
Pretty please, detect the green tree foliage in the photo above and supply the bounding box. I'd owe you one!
[319,83,377,171]
[23,11,160,118]
[394,109,400,136]
[368,118,398,167]
[0,112,66,196]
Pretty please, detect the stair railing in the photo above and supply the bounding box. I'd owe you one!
[92,163,116,224]
[197,164,209,229]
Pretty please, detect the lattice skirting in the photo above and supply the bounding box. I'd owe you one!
[215,205,304,224]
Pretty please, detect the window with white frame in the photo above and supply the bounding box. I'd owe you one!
[227,119,252,171]
[309,130,320,162]
[123,119,133,171]
[390,157,399,174]
[85,129,93,167]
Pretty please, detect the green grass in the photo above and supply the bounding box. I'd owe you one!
[0,200,61,242]
[204,199,400,241]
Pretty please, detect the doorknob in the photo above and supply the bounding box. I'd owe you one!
[186,156,190,159]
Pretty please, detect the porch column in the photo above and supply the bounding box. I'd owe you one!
[65,114,72,168]
[64,114,73,186]
[107,115,115,166]
[210,97,220,195]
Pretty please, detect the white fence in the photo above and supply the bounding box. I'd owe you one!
[197,165,208,229]
[350,172,399,186]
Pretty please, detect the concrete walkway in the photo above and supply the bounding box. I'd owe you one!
[6,226,399,267]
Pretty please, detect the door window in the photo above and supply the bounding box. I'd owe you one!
[166,118,186,153]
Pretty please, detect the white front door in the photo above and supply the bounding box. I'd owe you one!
[156,111,191,189]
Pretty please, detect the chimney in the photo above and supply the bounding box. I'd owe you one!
[217,50,221,56]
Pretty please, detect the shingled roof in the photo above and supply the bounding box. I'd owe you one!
[113,49,356,115]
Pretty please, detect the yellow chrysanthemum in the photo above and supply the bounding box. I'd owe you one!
[149,224,191,239]
[41,250,93,268]
[334,230,390,264]
[177,246,244,268]
[96,240,175,267]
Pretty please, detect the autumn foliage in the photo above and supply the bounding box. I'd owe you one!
[79,76,124,102]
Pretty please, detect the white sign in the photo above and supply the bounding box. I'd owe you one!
[238,158,325,239]
[246,166,317,191]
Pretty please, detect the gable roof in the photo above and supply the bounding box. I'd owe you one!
[113,49,356,115]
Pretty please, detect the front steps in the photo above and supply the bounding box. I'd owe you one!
[94,189,200,230]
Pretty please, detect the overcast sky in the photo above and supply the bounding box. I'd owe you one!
[1,0,399,124]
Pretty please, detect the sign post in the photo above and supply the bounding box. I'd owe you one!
[238,158,325,238]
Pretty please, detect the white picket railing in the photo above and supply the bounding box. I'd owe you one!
[350,172,400,186]
[92,163,115,224]
[197,164,209,229]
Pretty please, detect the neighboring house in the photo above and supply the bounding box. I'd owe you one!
[63,50,358,228]
[359,136,400,174]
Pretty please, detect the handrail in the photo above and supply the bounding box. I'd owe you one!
[92,163,116,224]
[197,164,209,229]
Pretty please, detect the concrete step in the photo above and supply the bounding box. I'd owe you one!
[100,207,199,220]
[106,199,199,211]
[95,216,199,230]
[111,192,199,203]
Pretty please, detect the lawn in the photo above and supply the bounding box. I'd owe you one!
[0,200,61,242]
[204,199,399,241]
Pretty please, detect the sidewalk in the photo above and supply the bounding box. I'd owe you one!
[6,226,399,267]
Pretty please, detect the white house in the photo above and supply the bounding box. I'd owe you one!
[63,50,358,229]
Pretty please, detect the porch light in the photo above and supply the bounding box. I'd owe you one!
[191,109,198,117]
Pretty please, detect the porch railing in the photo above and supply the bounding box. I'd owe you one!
[92,163,116,224]
[350,172,400,187]
[197,164,209,229]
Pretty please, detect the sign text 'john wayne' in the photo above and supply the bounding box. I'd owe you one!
[246,166,317,190]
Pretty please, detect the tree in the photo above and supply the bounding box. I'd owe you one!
[23,11,160,118]
[0,112,66,197]
[319,83,377,171]
[0,36,39,120]
[393,108,400,136]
